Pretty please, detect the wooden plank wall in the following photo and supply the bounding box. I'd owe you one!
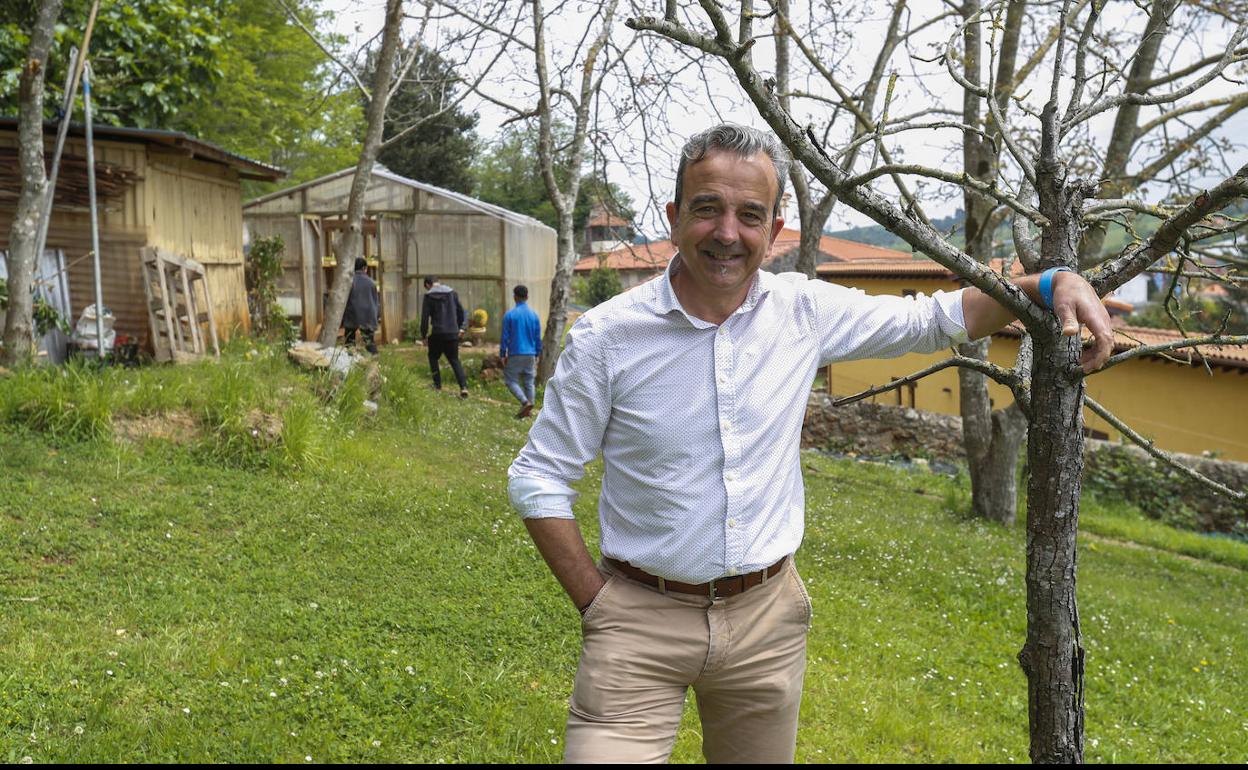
[145,151,250,336]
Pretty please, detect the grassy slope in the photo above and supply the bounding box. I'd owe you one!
[1,348,1245,762]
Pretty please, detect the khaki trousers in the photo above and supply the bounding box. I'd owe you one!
[564,558,813,764]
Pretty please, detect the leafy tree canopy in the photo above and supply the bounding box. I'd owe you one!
[0,0,363,197]
[2,0,221,128]
[472,122,635,235]
[371,47,479,194]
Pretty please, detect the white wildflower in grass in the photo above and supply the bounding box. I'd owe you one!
[74,725,84,735]
[269,691,277,698]
[405,666,415,675]
[314,671,324,679]
[280,678,288,686]
[308,602,318,610]
[106,670,113,676]
[19,757,32,764]
[28,732,36,743]
[305,756,312,762]
[115,628,126,636]
[219,681,229,687]
[372,740,381,748]
[275,658,284,666]
[108,650,118,657]
[182,707,190,714]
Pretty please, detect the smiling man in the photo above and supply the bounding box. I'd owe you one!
[508,124,1112,763]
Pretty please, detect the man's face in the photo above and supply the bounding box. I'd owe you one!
[666,149,783,307]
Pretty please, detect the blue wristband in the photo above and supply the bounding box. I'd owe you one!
[1038,267,1073,310]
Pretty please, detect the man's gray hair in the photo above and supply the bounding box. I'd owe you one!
[674,123,792,219]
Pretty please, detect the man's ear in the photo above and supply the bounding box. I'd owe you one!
[666,201,679,243]
[768,217,786,246]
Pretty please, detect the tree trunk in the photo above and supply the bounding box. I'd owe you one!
[1,0,64,366]
[1021,112,1090,762]
[959,342,1028,525]
[1020,332,1086,763]
[317,0,403,348]
[1077,0,1175,267]
[957,0,1029,525]
[533,0,616,385]
[537,210,578,383]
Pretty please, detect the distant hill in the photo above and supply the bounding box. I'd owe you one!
[825,211,966,254]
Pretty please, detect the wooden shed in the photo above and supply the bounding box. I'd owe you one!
[0,119,285,347]
[242,167,557,343]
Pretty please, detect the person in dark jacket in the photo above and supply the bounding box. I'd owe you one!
[420,275,469,398]
[343,257,380,354]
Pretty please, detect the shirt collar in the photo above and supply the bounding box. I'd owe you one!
[649,253,772,327]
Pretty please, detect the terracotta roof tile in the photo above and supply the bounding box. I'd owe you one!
[577,228,912,274]
[587,212,632,228]
[995,322,1248,369]
[816,256,1027,279]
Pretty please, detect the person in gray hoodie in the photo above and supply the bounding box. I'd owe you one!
[342,257,380,354]
[420,275,469,398]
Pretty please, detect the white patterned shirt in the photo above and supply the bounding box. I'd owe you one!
[508,256,968,584]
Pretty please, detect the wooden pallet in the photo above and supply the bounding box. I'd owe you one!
[140,247,220,363]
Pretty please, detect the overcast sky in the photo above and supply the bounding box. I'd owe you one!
[320,0,1248,240]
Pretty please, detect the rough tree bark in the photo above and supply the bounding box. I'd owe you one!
[1,0,65,366]
[1016,103,1092,762]
[317,0,404,348]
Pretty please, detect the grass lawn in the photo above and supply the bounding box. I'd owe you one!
[1,345,1245,762]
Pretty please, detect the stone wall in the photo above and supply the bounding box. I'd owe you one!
[801,394,966,459]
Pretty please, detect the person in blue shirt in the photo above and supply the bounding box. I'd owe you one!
[499,284,543,418]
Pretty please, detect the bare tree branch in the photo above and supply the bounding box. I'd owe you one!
[274,0,372,100]
[831,353,1020,407]
[1067,22,1248,126]
[1088,333,1248,375]
[1088,163,1248,294]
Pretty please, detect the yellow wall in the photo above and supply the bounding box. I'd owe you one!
[824,276,1248,462]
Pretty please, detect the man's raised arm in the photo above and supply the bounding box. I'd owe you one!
[962,270,1114,372]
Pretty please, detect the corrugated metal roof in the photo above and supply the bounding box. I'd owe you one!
[244,165,556,232]
[0,118,287,181]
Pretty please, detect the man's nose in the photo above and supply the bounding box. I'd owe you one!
[711,212,739,245]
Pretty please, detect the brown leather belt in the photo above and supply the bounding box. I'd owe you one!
[605,556,788,599]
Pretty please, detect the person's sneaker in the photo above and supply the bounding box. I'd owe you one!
[459,389,469,400]
[517,402,533,419]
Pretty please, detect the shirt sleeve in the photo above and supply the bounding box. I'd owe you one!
[809,281,969,365]
[507,314,611,520]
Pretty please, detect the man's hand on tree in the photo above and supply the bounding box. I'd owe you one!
[1051,270,1114,373]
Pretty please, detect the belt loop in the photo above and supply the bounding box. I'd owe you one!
[761,566,769,585]
[657,576,666,594]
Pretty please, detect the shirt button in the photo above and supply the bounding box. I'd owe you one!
[727,518,737,528]
[725,471,736,482]
[719,327,728,335]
